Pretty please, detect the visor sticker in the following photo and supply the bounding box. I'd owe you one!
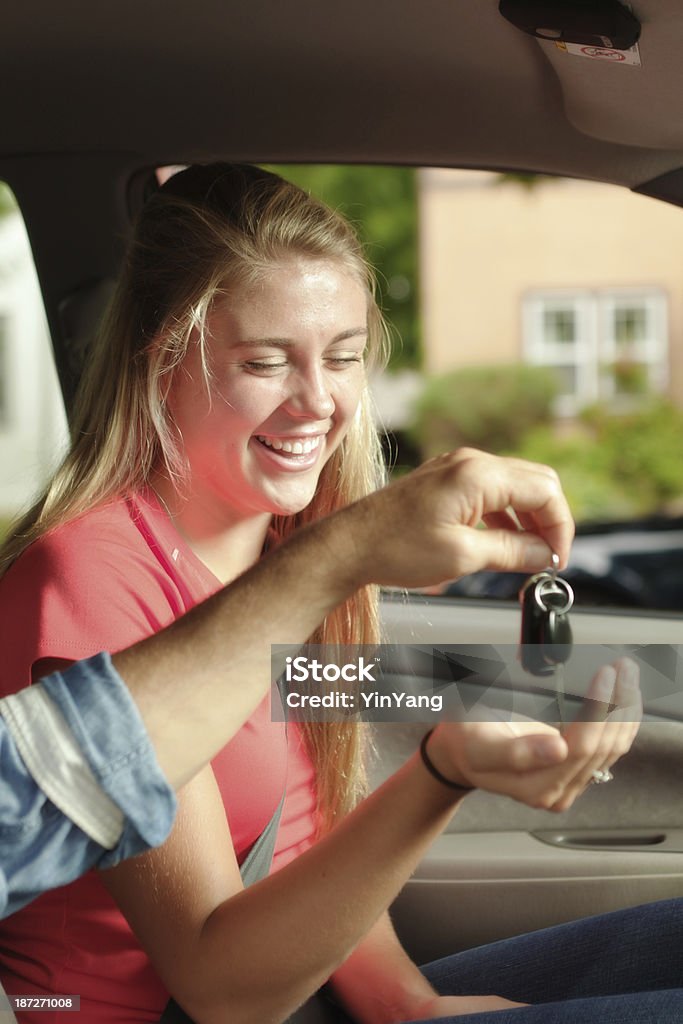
[555,40,642,67]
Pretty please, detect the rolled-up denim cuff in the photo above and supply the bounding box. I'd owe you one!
[41,653,177,862]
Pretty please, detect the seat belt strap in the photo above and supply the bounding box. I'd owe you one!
[239,788,285,887]
[158,790,285,1024]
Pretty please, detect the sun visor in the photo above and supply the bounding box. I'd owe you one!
[526,3,683,149]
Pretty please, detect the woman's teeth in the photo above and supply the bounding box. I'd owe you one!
[257,435,321,455]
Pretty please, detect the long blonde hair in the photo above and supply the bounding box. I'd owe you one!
[0,163,390,828]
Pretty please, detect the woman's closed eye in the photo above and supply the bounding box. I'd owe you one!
[243,352,364,375]
[325,350,365,367]
[243,358,289,375]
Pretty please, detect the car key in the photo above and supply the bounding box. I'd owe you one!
[537,582,574,666]
[519,554,574,722]
[519,554,574,669]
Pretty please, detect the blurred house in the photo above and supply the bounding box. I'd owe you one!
[418,169,683,416]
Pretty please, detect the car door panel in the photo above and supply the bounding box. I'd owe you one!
[378,595,683,961]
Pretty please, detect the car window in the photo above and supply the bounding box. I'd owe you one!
[7,163,683,613]
[0,182,68,542]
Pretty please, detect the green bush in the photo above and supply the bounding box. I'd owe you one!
[409,364,558,458]
[516,399,683,520]
[408,363,683,522]
[513,426,635,520]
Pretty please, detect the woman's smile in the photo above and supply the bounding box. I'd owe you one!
[254,432,325,469]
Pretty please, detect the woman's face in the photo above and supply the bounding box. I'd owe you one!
[169,256,369,522]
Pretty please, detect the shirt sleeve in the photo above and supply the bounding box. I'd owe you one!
[0,710,106,919]
[0,655,177,918]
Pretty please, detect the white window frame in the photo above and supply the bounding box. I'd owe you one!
[599,290,669,399]
[523,288,668,415]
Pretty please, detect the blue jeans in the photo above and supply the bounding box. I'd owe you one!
[406,897,683,1022]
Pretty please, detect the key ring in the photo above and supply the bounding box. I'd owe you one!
[535,550,574,616]
[533,575,574,616]
[519,551,562,602]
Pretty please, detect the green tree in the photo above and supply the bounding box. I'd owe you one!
[0,182,16,217]
[266,165,420,368]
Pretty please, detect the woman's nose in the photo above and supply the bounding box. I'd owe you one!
[285,364,335,419]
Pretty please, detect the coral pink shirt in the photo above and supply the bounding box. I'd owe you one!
[0,494,317,1022]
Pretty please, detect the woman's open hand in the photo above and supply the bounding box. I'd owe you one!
[426,657,641,812]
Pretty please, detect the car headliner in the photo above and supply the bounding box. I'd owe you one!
[4,0,683,179]
[3,0,683,403]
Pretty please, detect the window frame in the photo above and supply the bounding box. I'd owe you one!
[523,287,668,415]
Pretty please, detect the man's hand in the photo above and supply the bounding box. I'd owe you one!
[343,448,574,591]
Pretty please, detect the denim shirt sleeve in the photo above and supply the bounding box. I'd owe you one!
[0,653,177,917]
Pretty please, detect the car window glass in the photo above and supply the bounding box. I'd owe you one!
[0,182,68,542]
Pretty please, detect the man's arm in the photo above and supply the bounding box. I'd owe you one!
[115,448,573,788]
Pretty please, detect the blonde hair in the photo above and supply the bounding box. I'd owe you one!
[0,164,390,828]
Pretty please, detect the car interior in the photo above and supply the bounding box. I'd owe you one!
[2,0,683,1007]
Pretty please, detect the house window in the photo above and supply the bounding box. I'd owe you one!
[543,307,576,344]
[600,293,668,399]
[523,290,668,414]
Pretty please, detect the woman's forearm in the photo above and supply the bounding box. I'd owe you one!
[329,912,440,1024]
[171,754,465,1024]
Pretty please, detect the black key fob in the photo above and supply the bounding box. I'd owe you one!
[539,606,573,666]
[519,571,574,677]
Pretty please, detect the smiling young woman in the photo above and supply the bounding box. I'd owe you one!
[0,165,393,1021]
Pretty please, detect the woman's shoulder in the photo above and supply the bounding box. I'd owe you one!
[4,499,152,583]
[0,498,188,683]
